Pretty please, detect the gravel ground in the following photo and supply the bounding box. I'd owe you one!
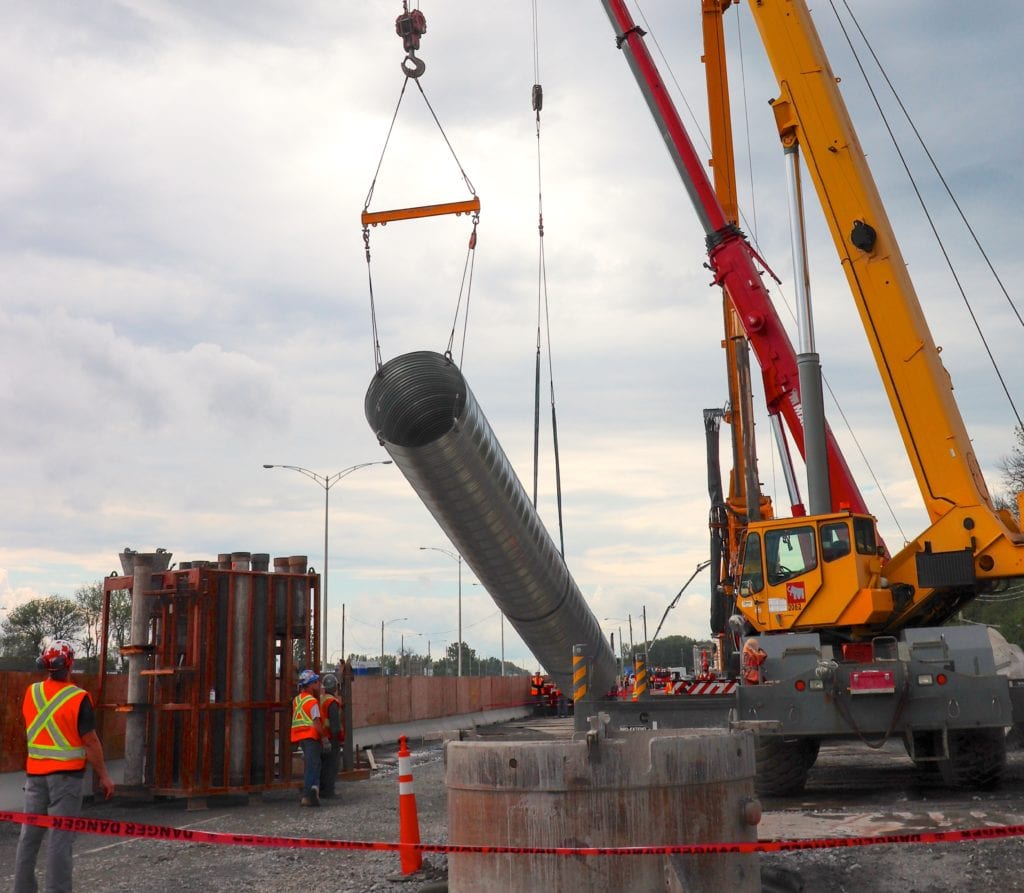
[2,726,1024,892]
[0,740,450,893]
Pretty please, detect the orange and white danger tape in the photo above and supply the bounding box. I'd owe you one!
[2,811,1023,856]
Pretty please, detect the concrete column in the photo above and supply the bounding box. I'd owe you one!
[124,554,155,786]
[342,661,354,772]
[447,729,760,891]
[229,552,251,785]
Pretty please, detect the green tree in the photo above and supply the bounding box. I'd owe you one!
[963,581,1024,649]
[0,596,85,664]
[643,635,707,672]
[998,424,1024,520]
[74,580,133,668]
[74,582,104,661]
[963,427,1024,648]
[107,587,132,662]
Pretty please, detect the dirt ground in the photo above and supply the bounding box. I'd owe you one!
[1,722,1023,892]
[757,737,1024,892]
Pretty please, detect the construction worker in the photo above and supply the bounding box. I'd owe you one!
[742,638,768,685]
[291,669,325,807]
[530,671,546,715]
[547,684,560,717]
[319,673,344,799]
[15,639,115,892]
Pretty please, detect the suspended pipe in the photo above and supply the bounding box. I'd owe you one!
[365,350,616,694]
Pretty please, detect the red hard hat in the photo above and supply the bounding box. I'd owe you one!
[37,639,75,672]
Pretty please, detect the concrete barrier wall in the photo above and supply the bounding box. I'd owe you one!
[0,672,531,774]
[351,676,530,730]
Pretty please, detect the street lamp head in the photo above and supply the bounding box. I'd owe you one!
[262,464,274,468]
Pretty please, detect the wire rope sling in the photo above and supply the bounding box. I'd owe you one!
[362,3,481,372]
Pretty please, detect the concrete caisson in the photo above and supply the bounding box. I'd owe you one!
[446,727,760,892]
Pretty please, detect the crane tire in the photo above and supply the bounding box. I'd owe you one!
[754,736,817,797]
[939,728,1006,790]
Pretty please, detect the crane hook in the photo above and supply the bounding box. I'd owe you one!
[401,53,426,79]
[395,6,427,79]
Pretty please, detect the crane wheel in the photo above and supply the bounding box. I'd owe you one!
[753,736,819,797]
[939,729,1006,790]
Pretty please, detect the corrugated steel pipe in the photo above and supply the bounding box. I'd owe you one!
[365,350,616,695]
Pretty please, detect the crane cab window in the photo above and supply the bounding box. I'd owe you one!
[820,521,851,562]
[739,533,764,595]
[765,525,817,585]
[853,517,879,556]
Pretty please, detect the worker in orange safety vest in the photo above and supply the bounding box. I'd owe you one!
[742,638,768,685]
[319,673,344,799]
[291,669,326,806]
[530,672,545,697]
[15,639,115,893]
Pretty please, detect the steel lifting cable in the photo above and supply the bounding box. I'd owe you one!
[829,0,1023,433]
[362,3,481,372]
[530,0,566,558]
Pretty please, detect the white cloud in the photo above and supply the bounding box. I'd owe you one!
[1,1,1021,670]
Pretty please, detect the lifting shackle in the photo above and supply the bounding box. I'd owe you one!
[395,6,427,79]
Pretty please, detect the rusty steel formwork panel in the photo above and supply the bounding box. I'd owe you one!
[97,552,319,800]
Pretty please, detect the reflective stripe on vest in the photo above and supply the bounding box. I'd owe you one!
[291,693,319,742]
[25,682,87,765]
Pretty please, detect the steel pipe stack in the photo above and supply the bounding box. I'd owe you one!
[365,350,616,694]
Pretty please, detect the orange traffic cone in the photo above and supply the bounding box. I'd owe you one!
[397,735,422,875]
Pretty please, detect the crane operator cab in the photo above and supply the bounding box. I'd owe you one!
[735,513,891,633]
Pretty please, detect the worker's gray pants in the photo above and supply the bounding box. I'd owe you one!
[14,773,84,893]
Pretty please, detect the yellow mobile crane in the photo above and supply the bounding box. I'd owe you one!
[733,0,1024,635]
[724,0,1024,792]
[599,0,1021,794]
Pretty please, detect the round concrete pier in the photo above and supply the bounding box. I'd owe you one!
[446,728,760,892]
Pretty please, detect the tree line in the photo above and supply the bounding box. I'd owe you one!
[349,640,531,677]
[0,582,132,671]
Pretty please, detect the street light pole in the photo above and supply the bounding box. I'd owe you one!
[263,460,392,663]
[419,546,463,676]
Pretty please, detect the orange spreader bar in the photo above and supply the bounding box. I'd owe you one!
[361,196,480,227]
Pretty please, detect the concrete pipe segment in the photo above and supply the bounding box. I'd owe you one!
[446,728,761,891]
[365,350,616,695]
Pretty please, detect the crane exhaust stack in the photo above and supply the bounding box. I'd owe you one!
[365,350,616,694]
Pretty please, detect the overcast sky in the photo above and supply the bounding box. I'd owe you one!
[2,1,1022,672]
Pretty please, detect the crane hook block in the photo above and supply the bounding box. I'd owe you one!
[361,196,481,228]
[395,9,427,53]
[395,8,427,79]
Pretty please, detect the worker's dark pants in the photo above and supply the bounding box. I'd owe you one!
[320,741,342,796]
[14,772,84,893]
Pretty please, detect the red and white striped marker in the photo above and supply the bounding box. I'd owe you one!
[397,735,422,875]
